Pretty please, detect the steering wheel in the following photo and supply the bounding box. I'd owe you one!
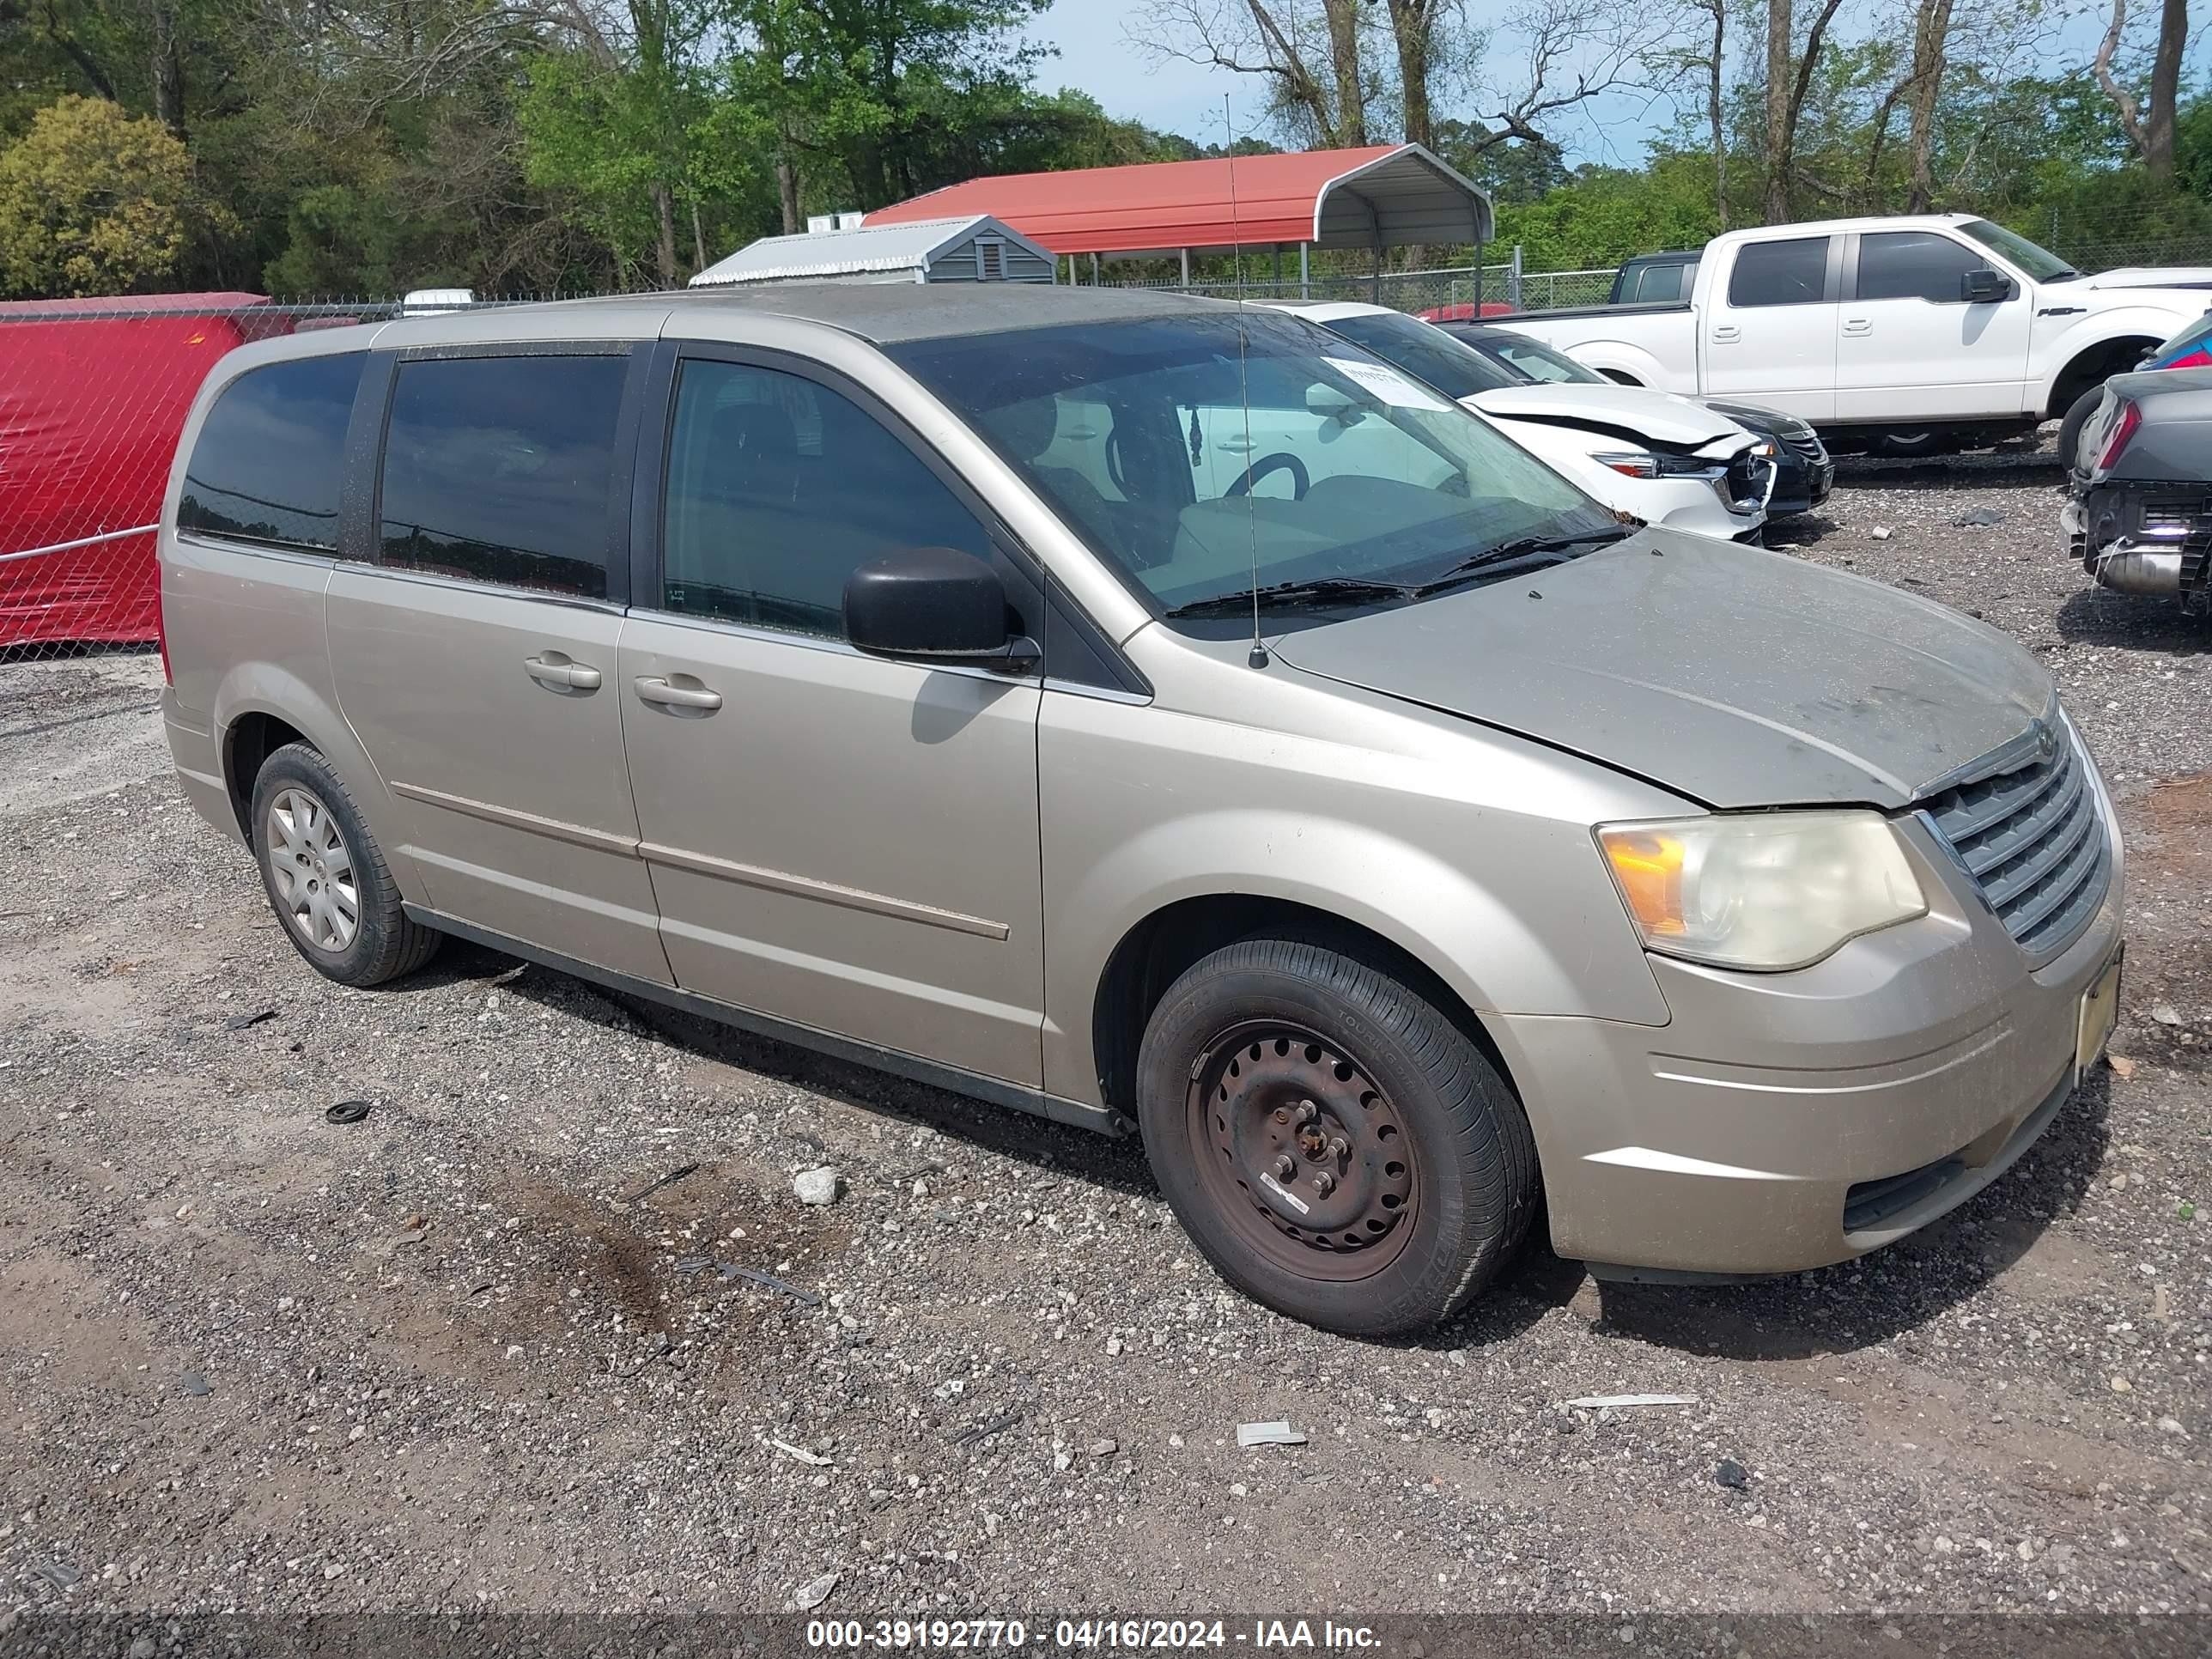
[1227,452,1310,500]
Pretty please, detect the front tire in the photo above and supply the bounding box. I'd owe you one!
[1135,936,1538,1338]
[249,743,440,987]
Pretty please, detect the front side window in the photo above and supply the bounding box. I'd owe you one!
[659,359,994,639]
[892,311,1612,622]
[1856,231,1987,303]
[178,353,364,552]
[1727,238,1832,308]
[377,355,626,599]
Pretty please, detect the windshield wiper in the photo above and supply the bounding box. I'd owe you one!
[1162,575,1417,618]
[1413,526,1632,596]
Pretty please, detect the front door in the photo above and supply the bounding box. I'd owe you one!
[1699,234,1839,421]
[617,348,1046,1086]
[326,345,671,984]
[1834,228,2034,422]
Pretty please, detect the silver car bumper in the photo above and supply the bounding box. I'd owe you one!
[1495,808,2125,1278]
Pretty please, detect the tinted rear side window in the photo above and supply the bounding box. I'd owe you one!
[1727,238,1832,308]
[1628,263,1686,303]
[377,355,627,598]
[1856,232,1983,303]
[178,353,365,552]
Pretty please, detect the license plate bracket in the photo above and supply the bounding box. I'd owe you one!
[2075,945,2124,1085]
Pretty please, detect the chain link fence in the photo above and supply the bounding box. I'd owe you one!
[0,296,533,665]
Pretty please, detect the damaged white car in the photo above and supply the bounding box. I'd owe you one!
[1270,301,1776,542]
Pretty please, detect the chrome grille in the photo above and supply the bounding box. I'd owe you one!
[1781,428,1826,464]
[1919,727,2111,961]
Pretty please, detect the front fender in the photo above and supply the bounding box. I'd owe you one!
[1036,688,1679,1109]
[2037,307,2197,413]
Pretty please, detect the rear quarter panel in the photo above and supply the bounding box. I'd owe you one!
[157,327,416,887]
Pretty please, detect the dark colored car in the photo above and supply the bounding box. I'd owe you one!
[2063,363,2212,613]
[2142,309,2212,372]
[1609,251,1702,306]
[1439,322,1834,517]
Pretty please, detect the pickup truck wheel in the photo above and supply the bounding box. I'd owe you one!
[250,743,441,988]
[1872,429,1945,458]
[1135,935,1537,1338]
[2057,386,2105,472]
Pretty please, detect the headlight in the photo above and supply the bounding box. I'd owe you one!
[1593,451,1724,481]
[1596,811,1927,971]
[1594,446,1773,514]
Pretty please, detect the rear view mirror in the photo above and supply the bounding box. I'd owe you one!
[844,546,1038,672]
[1962,268,2010,304]
[1307,384,1364,426]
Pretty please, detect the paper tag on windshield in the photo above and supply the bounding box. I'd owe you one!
[1324,357,1452,413]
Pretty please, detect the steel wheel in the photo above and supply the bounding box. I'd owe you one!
[264,785,359,952]
[1184,1019,1418,1282]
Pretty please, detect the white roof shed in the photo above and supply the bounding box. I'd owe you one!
[688,215,1056,289]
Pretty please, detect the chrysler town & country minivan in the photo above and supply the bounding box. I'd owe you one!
[158,286,2124,1337]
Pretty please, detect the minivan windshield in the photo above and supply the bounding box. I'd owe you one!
[892,310,1613,621]
[1959,219,2080,283]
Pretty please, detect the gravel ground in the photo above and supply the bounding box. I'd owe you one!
[1,442,2207,1624]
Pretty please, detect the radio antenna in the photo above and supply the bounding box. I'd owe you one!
[1226,93,1267,670]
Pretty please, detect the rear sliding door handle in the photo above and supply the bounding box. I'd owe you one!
[634,675,723,713]
[1842,318,1871,336]
[524,653,602,691]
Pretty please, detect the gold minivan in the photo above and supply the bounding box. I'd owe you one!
[158,286,2124,1336]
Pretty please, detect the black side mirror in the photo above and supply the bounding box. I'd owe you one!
[1962,268,2010,303]
[844,546,1038,672]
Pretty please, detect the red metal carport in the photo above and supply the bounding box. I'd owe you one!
[865,143,1492,291]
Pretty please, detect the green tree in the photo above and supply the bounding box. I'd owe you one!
[0,93,230,295]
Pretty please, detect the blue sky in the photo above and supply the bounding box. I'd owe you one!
[1019,2,1670,163]
[1019,2,2142,167]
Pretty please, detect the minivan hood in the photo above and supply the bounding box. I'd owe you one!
[1468,383,1748,449]
[1269,530,2051,810]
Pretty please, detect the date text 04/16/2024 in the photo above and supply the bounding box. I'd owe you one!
[804,1621,1382,1650]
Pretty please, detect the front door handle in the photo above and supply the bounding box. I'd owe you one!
[634,675,723,713]
[1711,324,1740,343]
[524,653,602,691]
[1842,318,1871,336]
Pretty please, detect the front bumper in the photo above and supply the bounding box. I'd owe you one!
[1495,808,2124,1277]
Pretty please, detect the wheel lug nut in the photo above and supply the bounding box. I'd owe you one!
[1328,1135,1349,1161]
[1313,1172,1335,1197]
[1293,1100,1317,1125]
[1272,1155,1295,1180]
[1271,1108,1289,1124]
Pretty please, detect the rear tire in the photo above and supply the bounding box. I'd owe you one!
[249,743,440,987]
[1135,935,1538,1338]
[2057,386,2105,473]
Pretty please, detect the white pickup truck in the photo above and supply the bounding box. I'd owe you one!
[1505,213,2212,455]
